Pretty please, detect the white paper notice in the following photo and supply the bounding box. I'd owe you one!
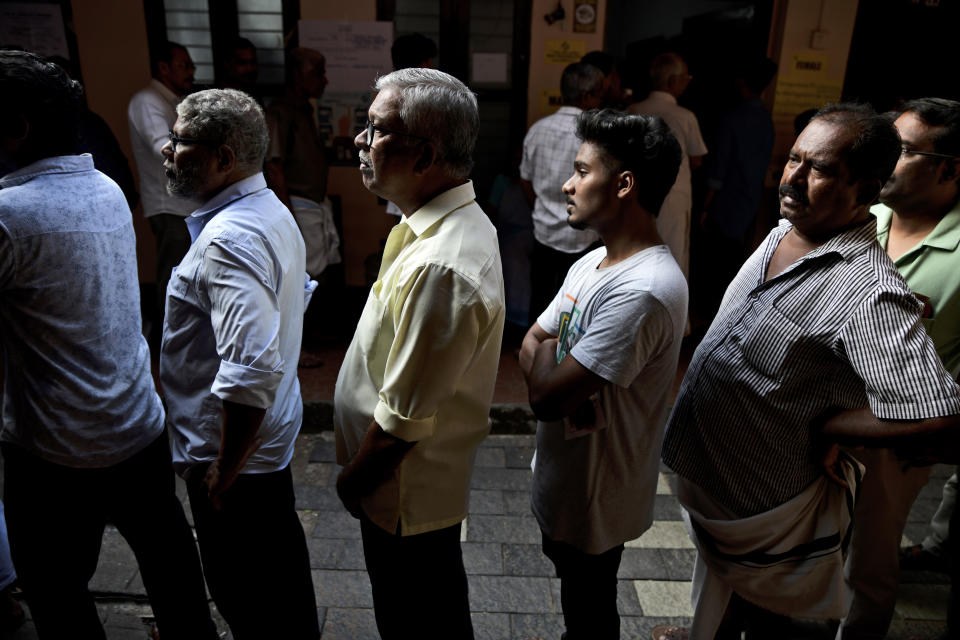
[298,20,392,93]
[472,52,508,85]
[0,3,69,59]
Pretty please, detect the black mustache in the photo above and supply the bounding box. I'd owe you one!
[779,184,808,205]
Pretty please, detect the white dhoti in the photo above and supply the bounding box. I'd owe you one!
[678,456,864,640]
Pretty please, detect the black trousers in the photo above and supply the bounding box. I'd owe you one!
[360,515,474,640]
[186,463,319,640]
[2,432,216,640]
[529,240,596,323]
[541,532,624,640]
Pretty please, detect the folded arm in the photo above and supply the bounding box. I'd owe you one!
[520,322,606,422]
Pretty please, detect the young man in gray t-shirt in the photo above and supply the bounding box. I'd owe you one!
[520,109,687,640]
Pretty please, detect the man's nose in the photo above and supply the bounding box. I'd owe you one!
[354,130,366,150]
[161,141,173,159]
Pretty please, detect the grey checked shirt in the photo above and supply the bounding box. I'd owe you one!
[520,106,599,253]
[662,218,960,517]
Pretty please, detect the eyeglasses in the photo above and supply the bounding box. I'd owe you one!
[901,146,960,161]
[364,120,430,148]
[168,129,221,152]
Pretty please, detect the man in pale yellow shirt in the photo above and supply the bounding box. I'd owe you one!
[333,68,505,640]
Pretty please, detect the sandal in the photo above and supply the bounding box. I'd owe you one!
[651,624,689,640]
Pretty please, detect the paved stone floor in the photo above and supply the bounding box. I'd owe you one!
[1,432,953,639]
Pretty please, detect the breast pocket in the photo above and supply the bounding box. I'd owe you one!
[739,305,809,381]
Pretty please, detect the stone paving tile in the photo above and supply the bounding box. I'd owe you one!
[659,548,697,581]
[618,579,643,615]
[468,515,541,544]
[463,542,504,575]
[471,466,533,491]
[888,619,947,640]
[308,439,337,463]
[618,548,669,580]
[312,570,374,608]
[320,607,378,640]
[504,446,535,469]
[503,490,532,514]
[470,489,506,514]
[627,522,694,549]
[296,462,339,487]
[295,485,342,510]
[509,613,566,639]
[930,464,953,479]
[89,528,140,595]
[653,494,683,520]
[482,434,537,448]
[299,510,320,537]
[468,575,555,613]
[476,447,506,467]
[656,472,674,495]
[634,579,694,617]
[311,510,362,539]
[307,537,344,569]
[894,583,949,621]
[900,568,950,585]
[503,543,554,577]
[336,538,367,571]
[471,612,511,640]
[623,615,694,640]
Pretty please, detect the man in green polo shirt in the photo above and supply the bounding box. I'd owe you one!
[841,97,960,640]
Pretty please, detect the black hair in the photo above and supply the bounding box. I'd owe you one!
[151,41,188,77]
[391,33,437,70]
[0,49,83,158]
[561,62,604,105]
[740,56,777,95]
[581,51,615,76]
[812,102,901,204]
[575,108,682,216]
[901,97,960,157]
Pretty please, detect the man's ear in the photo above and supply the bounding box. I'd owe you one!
[216,144,236,173]
[412,142,436,174]
[617,170,636,201]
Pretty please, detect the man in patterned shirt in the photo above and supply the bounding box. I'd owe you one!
[658,103,960,640]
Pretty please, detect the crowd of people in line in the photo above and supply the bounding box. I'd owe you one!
[1,27,959,640]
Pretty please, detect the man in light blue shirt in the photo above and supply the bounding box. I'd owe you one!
[160,88,319,639]
[0,50,215,639]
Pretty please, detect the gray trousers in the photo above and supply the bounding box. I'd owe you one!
[924,473,956,555]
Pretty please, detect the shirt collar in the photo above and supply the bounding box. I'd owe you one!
[555,106,583,117]
[648,90,678,105]
[150,78,180,107]
[185,173,268,240]
[775,215,879,262]
[0,154,94,188]
[402,180,476,237]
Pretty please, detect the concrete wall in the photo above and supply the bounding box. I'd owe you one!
[71,0,154,281]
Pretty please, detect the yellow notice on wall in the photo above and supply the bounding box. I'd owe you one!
[772,50,843,134]
[545,40,586,65]
[540,89,563,117]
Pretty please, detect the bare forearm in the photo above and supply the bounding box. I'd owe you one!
[339,420,415,498]
[220,400,266,468]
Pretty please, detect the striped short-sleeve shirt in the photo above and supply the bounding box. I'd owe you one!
[662,217,960,517]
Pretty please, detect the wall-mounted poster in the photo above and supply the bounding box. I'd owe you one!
[573,0,598,33]
[545,39,586,66]
[298,20,392,93]
[0,3,69,58]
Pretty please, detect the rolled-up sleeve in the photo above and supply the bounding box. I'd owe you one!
[203,236,284,408]
[374,263,487,442]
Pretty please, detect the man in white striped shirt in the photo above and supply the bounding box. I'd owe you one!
[659,103,960,640]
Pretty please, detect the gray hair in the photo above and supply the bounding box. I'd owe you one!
[560,62,603,105]
[375,68,478,179]
[175,88,268,172]
[650,53,685,90]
